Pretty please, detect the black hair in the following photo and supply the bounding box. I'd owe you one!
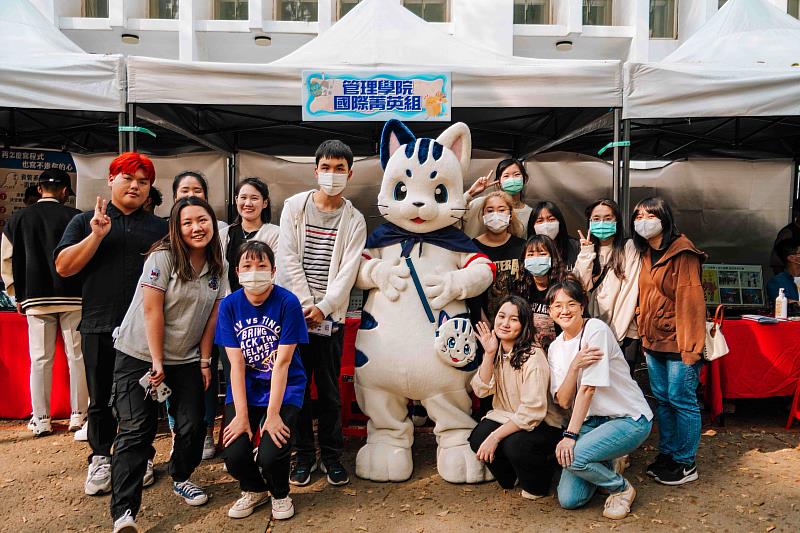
[585,198,626,281]
[172,171,209,199]
[315,139,354,170]
[496,158,529,195]
[631,196,681,253]
[235,240,275,270]
[234,177,271,224]
[147,186,163,208]
[776,238,800,265]
[24,185,41,199]
[527,201,572,262]
[545,273,589,309]
[508,234,565,299]
[493,295,535,371]
[39,182,65,194]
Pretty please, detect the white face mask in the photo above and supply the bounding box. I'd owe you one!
[238,270,273,293]
[534,221,560,240]
[317,172,348,197]
[634,218,663,240]
[482,212,511,234]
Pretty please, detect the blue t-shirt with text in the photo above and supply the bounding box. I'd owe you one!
[215,285,308,408]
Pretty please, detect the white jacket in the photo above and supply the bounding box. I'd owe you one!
[276,191,367,323]
[219,222,280,259]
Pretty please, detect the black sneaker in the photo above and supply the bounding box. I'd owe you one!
[654,461,699,486]
[320,460,350,486]
[646,453,674,478]
[289,460,317,486]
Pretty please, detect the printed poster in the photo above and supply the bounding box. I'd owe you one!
[702,263,764,307]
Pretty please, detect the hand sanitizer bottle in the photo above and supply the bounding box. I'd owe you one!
[776,288,788,319]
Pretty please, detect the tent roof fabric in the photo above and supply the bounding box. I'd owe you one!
[128,0,620,108]
[623,0,800,119]
[0,0,124,112]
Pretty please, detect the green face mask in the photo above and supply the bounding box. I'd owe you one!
[589,220,617,241]
[501,177,524,195]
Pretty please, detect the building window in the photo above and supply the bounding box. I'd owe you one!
[149,0,179,19]
[215,0,248,20]
[83,0,109,17]
[275,0,319,22]
[790,0,799,19]
[649,0,677,39]
[583,0,612,26]
[514,0,551,24]
[402,0,449,23]
[338,0,363,19]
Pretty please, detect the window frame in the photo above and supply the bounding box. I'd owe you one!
[513,0,553,26]
[582,0,613,27]
[214,0,249,20]
[649,0,678,40]
[82,0,109,18]
[401,0,451,23]
[274,0,320,22]
[148,0,179,19]
[337,0,363,20]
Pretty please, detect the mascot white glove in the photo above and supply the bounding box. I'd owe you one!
[365,257,410,302]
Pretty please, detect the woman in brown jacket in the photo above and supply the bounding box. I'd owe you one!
[631,197,706,487]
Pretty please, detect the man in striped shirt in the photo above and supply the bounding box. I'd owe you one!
[277,140,367,488]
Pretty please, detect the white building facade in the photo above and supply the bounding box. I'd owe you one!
[29,0,800,64]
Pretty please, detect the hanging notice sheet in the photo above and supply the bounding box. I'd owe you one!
[302,71,450,122]
[0,149,77,230]
[702,263,765,307]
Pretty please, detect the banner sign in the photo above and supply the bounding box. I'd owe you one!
[302,71,451,122]
[0,149,77,230]
[702,263,765,307]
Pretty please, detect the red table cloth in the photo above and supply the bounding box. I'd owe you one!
[0,311,72,419]
[703,319,800,421]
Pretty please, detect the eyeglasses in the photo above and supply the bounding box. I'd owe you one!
[550,302,581,313]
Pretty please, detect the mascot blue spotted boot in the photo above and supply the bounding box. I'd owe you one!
[354,119,495,483]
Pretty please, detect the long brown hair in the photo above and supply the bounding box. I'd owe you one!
[507,234,565,298]
[148,197,224,282]
[585,198,626,281]
[493,295,535,370]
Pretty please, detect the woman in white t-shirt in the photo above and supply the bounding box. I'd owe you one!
[546,275,653,521]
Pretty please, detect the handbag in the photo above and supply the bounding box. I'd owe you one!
[704,305,729,362]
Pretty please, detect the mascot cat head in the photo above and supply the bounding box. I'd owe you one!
[378,119,471,233]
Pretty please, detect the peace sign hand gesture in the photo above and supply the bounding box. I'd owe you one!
[578,228,593,248]
[466,169,500,199]
[90,196,111,238]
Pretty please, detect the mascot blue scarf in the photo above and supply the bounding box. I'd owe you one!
[366,222,479,258]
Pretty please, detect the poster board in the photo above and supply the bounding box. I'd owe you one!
[702,263,765,307]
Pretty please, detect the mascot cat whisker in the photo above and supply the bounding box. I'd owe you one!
[354,119,495,483]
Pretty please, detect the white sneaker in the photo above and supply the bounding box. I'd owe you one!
[271,495,295,520]
[69,412,86,432]
[85,455,112,495]
[202,434,215,460]
[603,481,636,520]
[112,509,139,533]
[27,415,52,437]
[74,421,88,442]
[521,490,545,500]
[143,460,155,488]
[228,491,270,519]
[173,480,209,506]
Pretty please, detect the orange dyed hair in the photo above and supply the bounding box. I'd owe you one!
[109,152,155,183]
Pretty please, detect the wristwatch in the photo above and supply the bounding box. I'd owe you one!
[562,430,579,441]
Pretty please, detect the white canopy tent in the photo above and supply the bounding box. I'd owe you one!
[127,0,621,109]
[623,0,800,119]
[0,0,124,113]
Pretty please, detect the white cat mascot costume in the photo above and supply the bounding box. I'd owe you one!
[354,119,496,483]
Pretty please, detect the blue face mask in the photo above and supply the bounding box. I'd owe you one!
[524,256,551,276]
[589,220,617,241]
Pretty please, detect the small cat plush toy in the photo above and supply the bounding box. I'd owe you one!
[354,119,495,484]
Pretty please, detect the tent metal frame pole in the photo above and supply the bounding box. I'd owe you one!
[612,108,621,203]
[127,103,136,152]
[227,153,236,223]
[621,118,632,233]
[118,112,127,152]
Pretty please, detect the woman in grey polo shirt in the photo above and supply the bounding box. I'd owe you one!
[108,197,227,533]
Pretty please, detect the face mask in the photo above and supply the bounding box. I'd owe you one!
[634,218,663,240]
[589,221,617,241]
[482,212,511,233]
[500,177,524,195]
[534,221,560,240]
[524,256,551,276]
[238,270,272,293]
[317,172,348,196]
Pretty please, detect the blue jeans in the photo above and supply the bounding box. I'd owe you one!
[646,354,702,465]
[557,415,652,510]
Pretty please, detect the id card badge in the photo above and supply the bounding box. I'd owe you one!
[309,319,334,337]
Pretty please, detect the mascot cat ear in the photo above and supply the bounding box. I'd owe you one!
[380,119,416,170]
[436,122,471,176]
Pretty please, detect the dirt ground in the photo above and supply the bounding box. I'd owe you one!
[1,399,799,533]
